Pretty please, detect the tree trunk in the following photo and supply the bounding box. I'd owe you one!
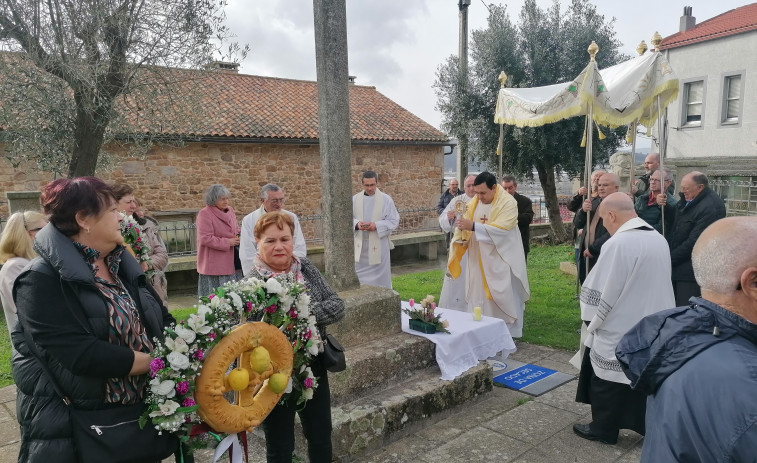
[68,94,109,178]
[535,160,569,242]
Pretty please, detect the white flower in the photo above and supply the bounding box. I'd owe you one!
[209,296,223,308]
[167,351,190,371]
[229,292,243,310]
[187,314,212,334]
[305,367,315,379]
[304,388,314,400]
[265,278,284,295]
[297,293,311,308]
[151,379,176,398]
[196,305,211,317]
[284,376,293,394]
[279,294,293,310]
[307,342,320,356]
[165,336,189,353]
[149,400,180,418]
[174,325,196,344]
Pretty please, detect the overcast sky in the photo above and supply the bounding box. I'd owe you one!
[225,1,750,132]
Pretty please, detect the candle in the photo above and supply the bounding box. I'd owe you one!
[473,306,482,321]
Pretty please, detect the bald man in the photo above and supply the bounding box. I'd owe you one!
[633,153,675,197]
[617,217,757,461]
[573,193,674,445]
[573,173,620,282]
[660,171,726,305]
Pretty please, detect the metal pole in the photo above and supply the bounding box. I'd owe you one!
[629,120,638,194]
[456,0,471,182]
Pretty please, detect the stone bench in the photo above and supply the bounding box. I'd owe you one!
[165,230,447,295]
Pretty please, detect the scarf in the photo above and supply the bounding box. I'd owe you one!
[251,254,304,283]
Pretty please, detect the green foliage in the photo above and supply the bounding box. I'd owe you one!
[0,318,12,387]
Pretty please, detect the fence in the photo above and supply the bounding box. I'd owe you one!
[710,176,757,217]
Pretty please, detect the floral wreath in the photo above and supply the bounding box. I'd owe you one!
[120,213,151,268]
[141,275,321,450]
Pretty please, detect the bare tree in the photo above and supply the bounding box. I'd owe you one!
[0,0,247,177]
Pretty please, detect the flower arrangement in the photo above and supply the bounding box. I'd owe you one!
[403,295,450,334]
[141,275,321,449]
[121,213,151,266]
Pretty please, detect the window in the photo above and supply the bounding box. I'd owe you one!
[720,73,744,126]
[682,80,704,126]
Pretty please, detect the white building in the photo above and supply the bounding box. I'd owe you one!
[660,4,757,215]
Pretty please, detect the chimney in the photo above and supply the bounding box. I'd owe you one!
[348,75,357,85]
[680,6,696,32]
[209,61,240,73]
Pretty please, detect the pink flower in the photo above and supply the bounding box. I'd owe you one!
[150,358,165,376]
[176,381,190,395]
[208,294,215,300]
[182,398,196,408]
[408,298,415,307]
[265,304,277,314]
[193,350,204,360]
[208,333,216,340]
[245,301,253,312]
[303,377,314,389]
[302,330,312,340]
[430,302,436,310]
[289,309,298,319]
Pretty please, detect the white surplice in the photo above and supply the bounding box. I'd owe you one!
[579,217,675,384]
[239,206,307,276]
[439,194,474,311]
[352,189,399,289]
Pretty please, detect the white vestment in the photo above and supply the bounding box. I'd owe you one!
[439,194,473,311]
[579,217,675,384]
[449,185,530,338]
[239,206,307,276]
[352,189,399,289]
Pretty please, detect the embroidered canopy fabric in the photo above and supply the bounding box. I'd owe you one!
[494,52,678,128]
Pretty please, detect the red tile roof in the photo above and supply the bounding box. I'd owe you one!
[660,3,757,50]
[122,70,448,143]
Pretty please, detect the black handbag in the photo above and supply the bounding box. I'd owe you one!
[321,334,347,373]
[233,245,243,270]
[16,299,178,463]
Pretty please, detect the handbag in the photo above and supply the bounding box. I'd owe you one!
[233,245,243,270]
[16,297,178,463]
[321,334,347,373]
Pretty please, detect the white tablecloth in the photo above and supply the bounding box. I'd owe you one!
[401,301,516,380]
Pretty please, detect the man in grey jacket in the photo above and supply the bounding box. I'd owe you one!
[617,217,757,462]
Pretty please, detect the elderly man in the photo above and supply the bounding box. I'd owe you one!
[438,174,476,311]
[573,193,674,445]
[353,170,399,289]
[501,175,534,258]
[239,183,307,276]
[437,178,462,215]
[574,173,620,282]
[634,168,677,234]
[661,171,726,305]
[633,153,674,197]
[617,217,757,461]
[449,172,530,337]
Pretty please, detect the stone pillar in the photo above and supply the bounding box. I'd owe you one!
[313,0,360,291]
[6,191,42,214]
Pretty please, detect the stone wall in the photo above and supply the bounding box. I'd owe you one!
[0,142,444,238]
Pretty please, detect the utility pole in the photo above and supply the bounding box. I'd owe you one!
[456,0,471,182]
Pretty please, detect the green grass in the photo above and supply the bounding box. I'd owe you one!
[0,245,580,387]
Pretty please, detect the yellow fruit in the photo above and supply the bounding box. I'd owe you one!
[249,346,271,374]
[268,373,289,394]
[227,368,250,391]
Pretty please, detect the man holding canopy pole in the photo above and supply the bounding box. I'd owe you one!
[448,172,530,338]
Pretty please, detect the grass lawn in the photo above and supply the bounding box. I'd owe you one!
[0,245,580,388]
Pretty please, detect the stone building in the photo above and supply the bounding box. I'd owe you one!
[1,67,449,236]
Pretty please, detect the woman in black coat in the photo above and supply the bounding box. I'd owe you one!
[11,177,175,463]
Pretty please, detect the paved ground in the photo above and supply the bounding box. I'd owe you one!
[0,257,644,462]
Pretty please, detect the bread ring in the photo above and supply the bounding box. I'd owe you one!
[194,322,293,433]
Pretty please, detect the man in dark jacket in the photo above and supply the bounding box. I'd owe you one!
[574,173,619,283]
[501,176,534,258]
[436,178,462,215]
[660,171,726,305]
[617,217,757,462]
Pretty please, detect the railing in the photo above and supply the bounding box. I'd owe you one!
[529,195,575,224]
[711,177,757,217]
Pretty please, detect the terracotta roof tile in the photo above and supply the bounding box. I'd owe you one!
[661,3,757,50]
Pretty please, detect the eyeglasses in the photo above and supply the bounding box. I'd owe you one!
[267,198,284,204]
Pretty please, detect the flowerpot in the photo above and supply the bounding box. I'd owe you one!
[409,319,437,334]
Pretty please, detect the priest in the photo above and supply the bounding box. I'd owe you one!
[573,193,674,445]
[352,170,400,289]
[449,172,530,337]
[439,174,476,311]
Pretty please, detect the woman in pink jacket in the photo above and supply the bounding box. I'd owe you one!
[196,184,242,297]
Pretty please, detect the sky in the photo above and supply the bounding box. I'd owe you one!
[224,1,751,132]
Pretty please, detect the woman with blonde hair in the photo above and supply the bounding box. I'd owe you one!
[0,210,47,336]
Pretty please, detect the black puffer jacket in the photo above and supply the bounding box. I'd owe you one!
[666,187,726,281]
[11,224,173,463]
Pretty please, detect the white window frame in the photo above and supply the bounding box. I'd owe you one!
[681,77,706,129]
[718,71,745,128]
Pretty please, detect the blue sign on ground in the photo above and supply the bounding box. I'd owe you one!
[493,364,558,390]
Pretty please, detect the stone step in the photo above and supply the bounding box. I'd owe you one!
[329,331,436,406]
[326,362,493,460]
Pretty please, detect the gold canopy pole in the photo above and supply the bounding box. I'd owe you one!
[497,71,508,180]
[651,31,668,236]
[627,40,648,194]
[582,40,599,285]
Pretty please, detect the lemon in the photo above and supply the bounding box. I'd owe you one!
[268,373,289,394]
[249,346,271,374]
[227,368,250,391]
